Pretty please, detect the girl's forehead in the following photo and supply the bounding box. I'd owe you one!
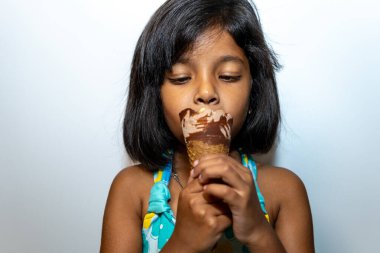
[177,28,246,63]
[193,27,225,46]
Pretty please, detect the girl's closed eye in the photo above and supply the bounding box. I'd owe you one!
[219,74,242,82]
[167,76,192,85]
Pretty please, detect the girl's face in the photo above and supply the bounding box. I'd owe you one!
[161,28,252,145]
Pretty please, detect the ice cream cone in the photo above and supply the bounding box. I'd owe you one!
[179,108,233,166]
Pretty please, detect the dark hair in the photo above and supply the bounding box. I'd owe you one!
[123,0,281,170]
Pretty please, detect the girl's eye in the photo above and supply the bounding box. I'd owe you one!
[219,75,242,82]
[168,76,191,85]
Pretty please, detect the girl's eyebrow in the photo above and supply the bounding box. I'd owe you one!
[218,55,245,65]
[175,55,245,65]
[176,57,190,64]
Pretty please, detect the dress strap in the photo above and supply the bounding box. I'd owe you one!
[148,158,173,213]
[240,152,270,222]
[153,159,172,185]
[142,154,175,253]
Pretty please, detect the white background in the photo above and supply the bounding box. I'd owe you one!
[1,0,379,252]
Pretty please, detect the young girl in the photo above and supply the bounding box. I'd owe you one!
[100,0,314,252]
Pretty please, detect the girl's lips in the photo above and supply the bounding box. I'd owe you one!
[179,107,230,119]
[182,107,226,114]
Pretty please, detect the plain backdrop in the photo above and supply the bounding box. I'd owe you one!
[1,0,379,252]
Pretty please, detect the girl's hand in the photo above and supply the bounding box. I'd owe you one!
[192,153,269,246]
[168,171,232,253]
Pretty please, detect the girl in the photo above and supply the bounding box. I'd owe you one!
[100,0,314,252]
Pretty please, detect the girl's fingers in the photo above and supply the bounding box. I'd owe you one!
[195,153,241,166]
[193,154,253,188]
[187,168,195,184]
[195,154,250,176]
[196,161,245,188]
[214,214,232,232]
[202,183,239,206]
[184,175,204,193]
[201,205,232,233]
[205,200,231,215]
[182,185,232,213]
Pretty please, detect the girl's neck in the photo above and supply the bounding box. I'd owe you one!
[172,145,192,183]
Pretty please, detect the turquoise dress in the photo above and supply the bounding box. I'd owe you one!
[142,152,269,253]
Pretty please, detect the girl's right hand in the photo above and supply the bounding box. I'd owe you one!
[167,171,232,253]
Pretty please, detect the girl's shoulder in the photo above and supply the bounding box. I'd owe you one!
[257,164,307,195]
[113,164,154,186]
[101,165,155,252]
[256,164,310,225]
[108,164,155,217]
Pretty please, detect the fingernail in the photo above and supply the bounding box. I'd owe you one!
[190,169,194,177]
[193,160,199,167]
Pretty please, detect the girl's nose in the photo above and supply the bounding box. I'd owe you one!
[194,81,219,105]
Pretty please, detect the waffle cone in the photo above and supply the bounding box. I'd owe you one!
[186,140,229,166]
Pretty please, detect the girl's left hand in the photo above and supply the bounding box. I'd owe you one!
[192,153,269,245]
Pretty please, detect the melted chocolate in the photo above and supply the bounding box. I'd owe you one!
[179,108,233,145]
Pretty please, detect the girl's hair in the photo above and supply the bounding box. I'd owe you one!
[124,0,281,170]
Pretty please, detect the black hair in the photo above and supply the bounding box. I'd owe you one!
[123,0,281,170]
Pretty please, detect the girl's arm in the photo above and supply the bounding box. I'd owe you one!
[242,168,314,253]
[259,167,315,253]
[100,167,143,253]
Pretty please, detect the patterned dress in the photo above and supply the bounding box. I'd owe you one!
[142,152,269,253]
